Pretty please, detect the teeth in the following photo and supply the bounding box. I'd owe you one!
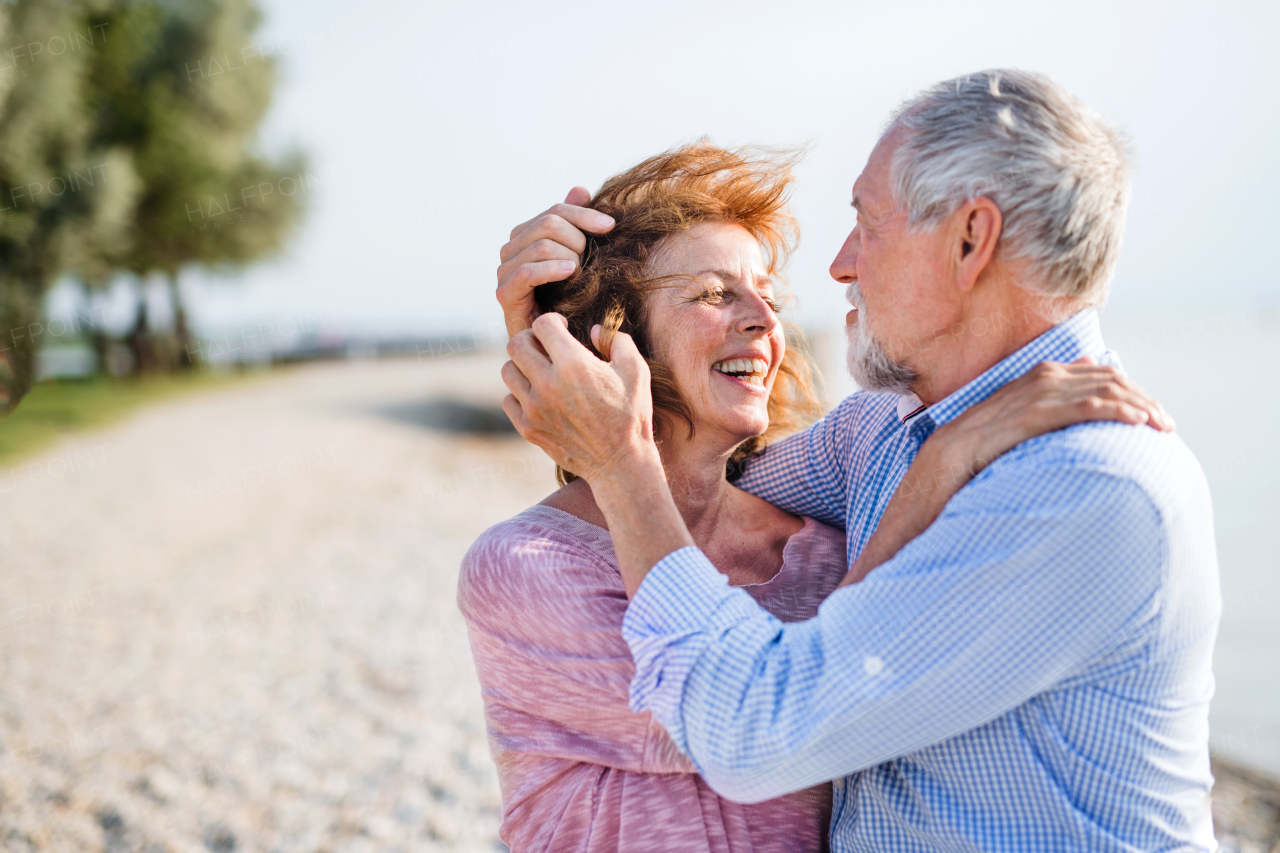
[712,357,769,382]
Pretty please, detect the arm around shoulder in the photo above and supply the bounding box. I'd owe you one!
[673,450,1170,800]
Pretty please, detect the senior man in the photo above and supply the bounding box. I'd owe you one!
[495,70,1220,852]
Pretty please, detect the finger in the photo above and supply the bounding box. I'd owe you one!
[497,239,580,284]
[1053,362,1119,378]
[501,393,528,434]
[1099,378,1172,431]
[496,256,579,338]
[1072,398,1149,426]
[590,323,607,359]
[1071,373,1174,432]
[502,209,597,262]
[500,237,580,273]
[506,203,615,249]
[1060,379,1151,426]
[605,329,649,392]
[1106,376,1175,431]
[498,258,578,305]
[500,358,532,401]
[531,313,591,365]
[506,329,553,379]
[564,186,591,206]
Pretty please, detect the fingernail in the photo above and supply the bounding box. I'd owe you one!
[595,214,614,229]
[559,261,575,271]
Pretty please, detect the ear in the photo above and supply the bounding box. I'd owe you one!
[953,197,1002,294]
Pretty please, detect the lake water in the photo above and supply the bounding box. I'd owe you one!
[812,305,1280,777]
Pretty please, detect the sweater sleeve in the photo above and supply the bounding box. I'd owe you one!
[458,520,695,775]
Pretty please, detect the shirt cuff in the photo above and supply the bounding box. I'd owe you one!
[621,546,762,754]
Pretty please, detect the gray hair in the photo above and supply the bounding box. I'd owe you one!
[887,69,1132,306]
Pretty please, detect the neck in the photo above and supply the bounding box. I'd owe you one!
[654,425,737,541]
[910,286,1082,405]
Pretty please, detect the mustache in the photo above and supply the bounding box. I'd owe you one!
[845,282,866,312]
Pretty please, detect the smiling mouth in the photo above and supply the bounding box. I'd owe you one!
[712,357,768,387]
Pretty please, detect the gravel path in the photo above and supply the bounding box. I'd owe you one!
[0,354,552,852]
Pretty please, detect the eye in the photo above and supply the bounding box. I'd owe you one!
[693,286,726,305]
[762,295,781,313]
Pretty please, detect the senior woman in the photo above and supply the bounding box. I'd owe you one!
[459,144,1169,853]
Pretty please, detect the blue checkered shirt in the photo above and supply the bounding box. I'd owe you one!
[621,309,1221,852]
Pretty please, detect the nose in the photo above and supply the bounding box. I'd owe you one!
[737,290,781,337]
[829,225,860,283]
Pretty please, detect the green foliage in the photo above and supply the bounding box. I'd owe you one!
[0,0,133,405]
[83,0,307,279]
[0,0,308,413]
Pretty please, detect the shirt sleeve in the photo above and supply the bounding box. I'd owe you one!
[459,528,695,775]
[733,394,866,528]
[622,448,1165,802]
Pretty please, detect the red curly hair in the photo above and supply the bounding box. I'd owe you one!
[535,141,822,485]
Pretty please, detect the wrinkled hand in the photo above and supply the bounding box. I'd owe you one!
[939,358,1175,477]
[496,188,616,337]
[502,313,656,483]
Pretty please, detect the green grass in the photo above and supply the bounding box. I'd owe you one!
[0,369,267,467]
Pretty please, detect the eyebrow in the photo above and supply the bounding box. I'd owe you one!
[691,268,774,290]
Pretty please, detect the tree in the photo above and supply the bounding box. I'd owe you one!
[81,0,307,371]
[0,0,307,412]
[0,0,140,411]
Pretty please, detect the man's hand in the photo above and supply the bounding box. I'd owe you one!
[496,188,616,337]
[502,313,654,481]
[502,313,693,595]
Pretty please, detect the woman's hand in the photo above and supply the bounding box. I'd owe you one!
[838,359,1172,588]
[933,358,1174,483]
[496,188,615,337]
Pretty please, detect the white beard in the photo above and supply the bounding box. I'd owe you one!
[844,283,918,394]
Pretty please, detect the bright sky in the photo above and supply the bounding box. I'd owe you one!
[96,0,1280,339]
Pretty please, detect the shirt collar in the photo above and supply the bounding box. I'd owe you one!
[896,394,927,423]
[906,307,1108,428]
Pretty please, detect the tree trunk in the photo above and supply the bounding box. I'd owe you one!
[0,277,45,415]
[126,290,157,375]
[81,282,111,377]
[167,273,199,369]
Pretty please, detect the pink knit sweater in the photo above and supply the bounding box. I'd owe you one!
[458,504,848,852]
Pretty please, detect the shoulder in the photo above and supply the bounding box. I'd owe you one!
[748,390,900,469]
[818,389,901,433]
[950,422,1219,647]
[991,421,1209,518]
[458,506,619,621]
[798,516,848,558]
[955,423,1212,594]
[789,516,850,581]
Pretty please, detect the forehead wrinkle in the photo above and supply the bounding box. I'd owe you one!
[646,223,769,285]
[690,267,775,293]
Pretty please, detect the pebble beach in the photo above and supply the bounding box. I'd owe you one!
[0,354,549,852]
[1,352,1276,852]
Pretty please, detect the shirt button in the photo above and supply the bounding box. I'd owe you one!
[863,655,884,676]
